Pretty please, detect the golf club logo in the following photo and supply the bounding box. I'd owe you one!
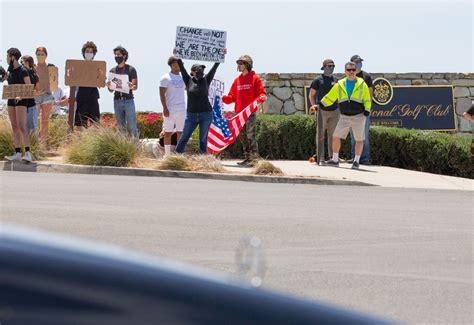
[373,78,393,106]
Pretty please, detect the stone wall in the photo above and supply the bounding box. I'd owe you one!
[260,72,474,131]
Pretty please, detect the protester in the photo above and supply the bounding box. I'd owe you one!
[0,65,6,82]
[349,55,373,164]
[321,62,372,170]
[4,48,33,162]
[159,56,186,155]
[309,59,339,165]
[107,45,138,138]
[222,55,266,166]
[174,48,226,154]
[21,55,40,133]
[74,41,101,130]
[52,87,68,115]
[462,104,474,156]
[34,47,55,142]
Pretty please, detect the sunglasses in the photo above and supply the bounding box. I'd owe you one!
[237,62,245,66]
[346,68,356,72]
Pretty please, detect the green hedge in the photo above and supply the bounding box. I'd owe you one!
[221,115,473,178]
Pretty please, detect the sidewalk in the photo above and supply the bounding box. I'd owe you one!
[222,160,474,191]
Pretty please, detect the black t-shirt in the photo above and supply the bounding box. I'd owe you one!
[7,65,29,85]
[310,74,339,111]
[177,59,219,113]
[77,87,100,103]
[357,70,373,88]
[26,68,38,107]
[110,64,137,100]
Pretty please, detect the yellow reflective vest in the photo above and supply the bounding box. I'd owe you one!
[321,77,371,116]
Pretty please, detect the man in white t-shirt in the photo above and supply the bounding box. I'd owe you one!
[159,56,186,155]
[52,87,69,114]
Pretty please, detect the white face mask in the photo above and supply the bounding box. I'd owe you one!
[84,53,94,61]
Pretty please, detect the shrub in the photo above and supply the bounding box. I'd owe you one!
[158,154,224,173]
[47,115,70,149]
[64,126,142,167]
[220,115,472,178]
[0,117,45,160]
[252,160,284,176]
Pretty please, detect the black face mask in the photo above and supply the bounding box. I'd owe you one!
[195,70,204,79]
[115,56,124,64]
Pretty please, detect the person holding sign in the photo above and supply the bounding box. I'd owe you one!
[4,48,33,162]
[173,48,226,154]
[160,56,186,156]
[34,47,56,142]
[222,55,266,166]
[107,45,139,139]
[21,55,40,133]
[322,62,372,170]
[74,41,101,130]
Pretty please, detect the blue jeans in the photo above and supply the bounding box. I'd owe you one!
[26,106,38,133]
[114,99,138,138]
[176,111,212,154]
[351,115,370,162]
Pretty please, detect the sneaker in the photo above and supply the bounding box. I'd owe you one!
[5,152,21,161]
[326,160,339,167]
[22,151,32,163]
[351,161,360,169]
[237,158,250,166]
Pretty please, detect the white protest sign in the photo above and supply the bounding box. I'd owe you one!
[109,72,130,94]
[175,26,227,63]
[208,76,225,109]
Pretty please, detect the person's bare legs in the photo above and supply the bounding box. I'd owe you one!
[39,103,53,143]
[15,106,30,148]
[8,106,21,148]
[355,140,363,156]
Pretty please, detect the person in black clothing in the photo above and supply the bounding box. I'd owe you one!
[309,58,340,165]
[20,55,41,133]
[0,65,6,82]
[4,48,33,162]
[350,54,373,164]
[75,41,101,130]
[174,48,226,154]
[107,45,139,138]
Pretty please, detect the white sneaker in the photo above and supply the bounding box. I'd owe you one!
[22,151,32,163]
[5,152,21,161]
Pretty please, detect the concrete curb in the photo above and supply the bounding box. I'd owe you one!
[0,161,374,187]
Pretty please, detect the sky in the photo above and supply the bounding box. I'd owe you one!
[1,0,473,112]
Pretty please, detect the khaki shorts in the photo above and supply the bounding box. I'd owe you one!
[333,114,367,141]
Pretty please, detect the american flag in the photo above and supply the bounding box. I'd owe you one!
[207,96,259,154]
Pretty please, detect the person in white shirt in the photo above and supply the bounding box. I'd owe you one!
[159,56,186,155]
[52,87,69,115]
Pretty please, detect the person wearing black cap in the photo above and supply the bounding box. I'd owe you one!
[108,45,139,138]
[309,59,340,165]
[173,48,226,154]
[350,54,373,164]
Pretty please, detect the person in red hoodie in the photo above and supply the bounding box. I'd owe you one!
[222,55,266,166]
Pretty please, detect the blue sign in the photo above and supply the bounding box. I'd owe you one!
[371,84,456,130]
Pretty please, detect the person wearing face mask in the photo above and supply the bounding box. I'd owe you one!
[107,45,139,138]
[309,59,340,165]
[74,41,101,130]
[321,62,372,170]
[222,55,266,166]
[4,48,33,162]
[173,48,226,154]
[20,55,41,133]
[349,55,373,165]
[34,47,56,143]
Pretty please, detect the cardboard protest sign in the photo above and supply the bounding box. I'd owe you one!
[2,84,35,100]
[37,65,59,92]
[65,60,106,88]
[175,26,227,63]
[109,72,130,94]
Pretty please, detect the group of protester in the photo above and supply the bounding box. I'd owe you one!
[3,45,472,166]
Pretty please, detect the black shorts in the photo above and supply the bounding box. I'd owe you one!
[75,100,100,127]
[7,99,29,107]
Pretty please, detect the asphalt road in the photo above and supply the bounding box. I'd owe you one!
[1,171,472,324]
